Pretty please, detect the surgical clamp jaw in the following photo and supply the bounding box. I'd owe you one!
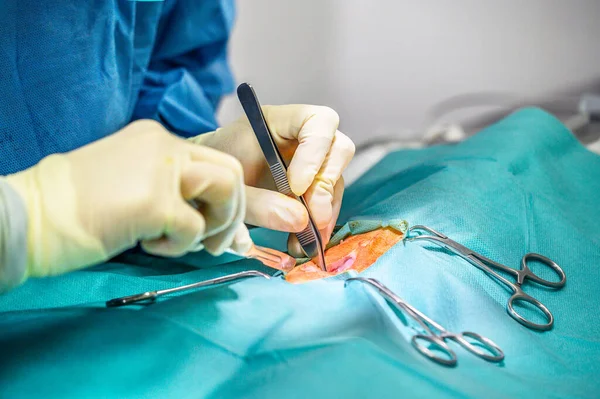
[106,270,271,308]
[405,225,566,331]
[345,277,504,367]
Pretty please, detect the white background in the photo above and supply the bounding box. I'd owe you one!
[218,0,600,145]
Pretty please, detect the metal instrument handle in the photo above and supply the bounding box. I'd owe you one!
[411,334,457,367]
[106,271,270,308]
[449,331,505,362]
[507,291,554,331]
[520,253,566,288]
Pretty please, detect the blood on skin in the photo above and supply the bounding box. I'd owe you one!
[285,227,404,284]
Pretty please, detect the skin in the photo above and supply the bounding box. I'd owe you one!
[285,228,405,284]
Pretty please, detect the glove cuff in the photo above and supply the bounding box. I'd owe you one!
[0,179,28,292]
[5,155,107,279]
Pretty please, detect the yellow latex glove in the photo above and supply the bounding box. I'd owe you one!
[191,105,355,254]
[5,120,248,280]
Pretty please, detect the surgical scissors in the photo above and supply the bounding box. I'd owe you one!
[406,225,567,331]
[346,277,504,367]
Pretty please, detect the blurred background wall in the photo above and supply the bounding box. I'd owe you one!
[217,0,600,146]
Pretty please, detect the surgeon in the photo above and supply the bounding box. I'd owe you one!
[0,1,355,292]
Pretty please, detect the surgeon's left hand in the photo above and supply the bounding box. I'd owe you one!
[191,105,355,254]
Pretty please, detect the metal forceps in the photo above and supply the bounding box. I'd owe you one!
[406,225,567,331]
[346,277,504,367]
[106,270,270,307]
[237,82,327,271]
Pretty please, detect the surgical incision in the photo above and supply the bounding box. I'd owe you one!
[285,228,404,283]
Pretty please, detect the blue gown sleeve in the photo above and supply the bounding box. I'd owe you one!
[131,0,236,137]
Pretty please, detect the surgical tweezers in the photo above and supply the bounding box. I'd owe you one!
[237,83,327,271]
[346,277,504,367]
[106,270,270,307]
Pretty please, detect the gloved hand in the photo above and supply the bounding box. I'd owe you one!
[5,120,249,280]
[191,105,355,254]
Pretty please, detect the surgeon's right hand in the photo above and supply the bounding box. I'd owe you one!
[5,120,247,281]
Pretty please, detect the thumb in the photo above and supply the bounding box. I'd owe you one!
[228,224,253,255]
[245,186,309,232]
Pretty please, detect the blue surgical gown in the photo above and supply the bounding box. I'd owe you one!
[0,0,235,175]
